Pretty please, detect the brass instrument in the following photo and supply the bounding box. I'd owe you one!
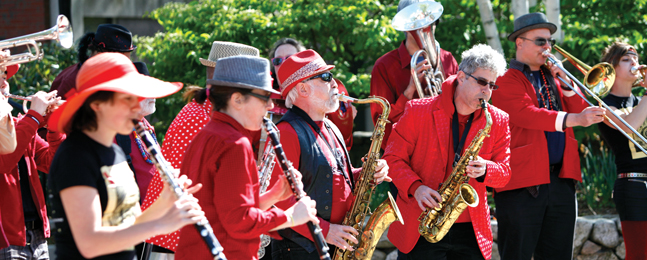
[547,46,647,155]
[0,15,73,66]
[333,94,403,260]
[1,92,65,114]
[631,65,647,87]
[257,135,276,259]
[392,1,445,98]
[418,99,491,243]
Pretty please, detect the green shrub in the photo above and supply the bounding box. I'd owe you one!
[578,133,617,213]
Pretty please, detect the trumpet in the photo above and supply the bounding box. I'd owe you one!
[0,15,73,66]
[546,46,647,155]
[391,1,445,98]
[2,91,65,114]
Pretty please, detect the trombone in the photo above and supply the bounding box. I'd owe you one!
[546,45,647,155]
[391,1,445,98]
[0,15,73,66]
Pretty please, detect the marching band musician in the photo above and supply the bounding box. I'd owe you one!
[370,0,458,151]
[47,53,205,260]
[0,67,64,258]
[0,52,18,154]
[140,41,261,255]
[269,49,390,259]
[490,13,605,260]
[268,38,357,149]
[597,42,647,260]
[384,44,510,260]
[174,55,318,260]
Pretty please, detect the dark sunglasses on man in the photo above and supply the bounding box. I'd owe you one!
[464,72,499,90]
[304,72,334,83]
[518,36,556,47]
[272,56,291,66]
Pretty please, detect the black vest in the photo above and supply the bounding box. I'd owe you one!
[276,107,354,252]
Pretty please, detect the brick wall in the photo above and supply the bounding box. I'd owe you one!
[0,0,50,40]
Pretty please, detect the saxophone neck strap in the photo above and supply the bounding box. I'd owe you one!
[452,107,474,168]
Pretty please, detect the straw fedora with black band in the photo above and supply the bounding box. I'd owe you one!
[199,41,260,80]
[507,12,557,42]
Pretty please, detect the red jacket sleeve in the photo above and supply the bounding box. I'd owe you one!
[481,109,511,188]
[212,140,287,240]
[0,110,64,172]
[267,123,332,241]
[383,102,424,203]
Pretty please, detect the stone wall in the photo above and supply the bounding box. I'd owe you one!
[370,215,626,260]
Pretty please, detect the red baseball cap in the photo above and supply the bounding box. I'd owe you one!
[276,49,334,99]
[48,53,182,133]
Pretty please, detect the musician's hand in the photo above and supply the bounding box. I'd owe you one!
[158,174,203,208]
[544,54,573,87]
[566,106,606,128]
[414,185,441,211]
[373,159,391,184]
[156,195,205,235]
[466,156,487,179]
[326,224,359,251]
[30,91,57,116]
[287,196,318,226]
[271,170,302,202]
[404,59,431,100]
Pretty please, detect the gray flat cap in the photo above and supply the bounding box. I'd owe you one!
[206,56,280,95]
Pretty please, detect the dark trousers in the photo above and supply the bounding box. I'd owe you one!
[397,223,484,260]
[494,165,577,260]
[271,238,337,260]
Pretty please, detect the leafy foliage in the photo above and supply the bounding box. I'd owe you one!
[578,133,617,213]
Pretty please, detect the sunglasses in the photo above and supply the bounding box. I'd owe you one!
[304,72,334,83]
[271,56,291,66]
[247,91,272,102]
[465,73,498,90]
[518,36,556,47]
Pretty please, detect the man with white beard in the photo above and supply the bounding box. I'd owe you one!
[269,50,391,259]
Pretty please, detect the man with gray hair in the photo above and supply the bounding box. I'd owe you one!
[383,44,511,260]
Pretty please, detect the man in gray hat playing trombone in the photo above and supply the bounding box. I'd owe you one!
[491,12,605,260]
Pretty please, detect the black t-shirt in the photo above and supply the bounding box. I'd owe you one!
[598,94,647,173]
[49,131,140,260]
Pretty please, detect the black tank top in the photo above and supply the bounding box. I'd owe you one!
[598,93,647,173]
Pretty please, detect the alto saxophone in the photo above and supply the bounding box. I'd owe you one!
[332,94,403,260]
[418,99,492,243]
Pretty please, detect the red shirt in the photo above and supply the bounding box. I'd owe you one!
[269,120,360,241]
[50,64,80,99]
[175,111,287,260]
[0,110,65,248]
[384,76,511,258]
[370,41,458,150]
[142,99,212,251]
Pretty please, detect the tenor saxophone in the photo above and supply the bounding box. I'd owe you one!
[332,94,403,260]
[418,99,492,243]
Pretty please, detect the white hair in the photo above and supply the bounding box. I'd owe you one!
[458,44,507,77]
[284,86,299,109]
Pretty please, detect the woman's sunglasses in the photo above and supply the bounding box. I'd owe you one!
[304,72,334,83]
[271,56,291,66]
[465,73,499,90]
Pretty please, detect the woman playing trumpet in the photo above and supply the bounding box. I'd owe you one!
[597,42,647,260]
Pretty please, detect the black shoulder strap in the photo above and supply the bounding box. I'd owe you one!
[115,134,136,181]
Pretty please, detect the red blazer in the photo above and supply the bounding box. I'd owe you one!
[0,110,65,248]
[491,66,588,192]
[384,76,511,259]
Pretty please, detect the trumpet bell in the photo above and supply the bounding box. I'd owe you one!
[391,1,443,31]
[584,63,614,98]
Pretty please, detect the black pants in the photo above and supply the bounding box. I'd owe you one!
[271,238,337,260]
[494,165,576,260]
[397,223,483,260]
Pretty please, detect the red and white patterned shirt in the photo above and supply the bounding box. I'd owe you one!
[141,99,212,251]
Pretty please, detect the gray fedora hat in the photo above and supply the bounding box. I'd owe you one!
[507,12,557,42]
[206,56,280,95]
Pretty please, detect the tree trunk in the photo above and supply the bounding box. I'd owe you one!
[476,0,503,55]
[511,0,529,19]
[545,0,563,43]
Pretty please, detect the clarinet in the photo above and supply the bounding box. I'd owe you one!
[263,118,331,260]
[133,121,227,260]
